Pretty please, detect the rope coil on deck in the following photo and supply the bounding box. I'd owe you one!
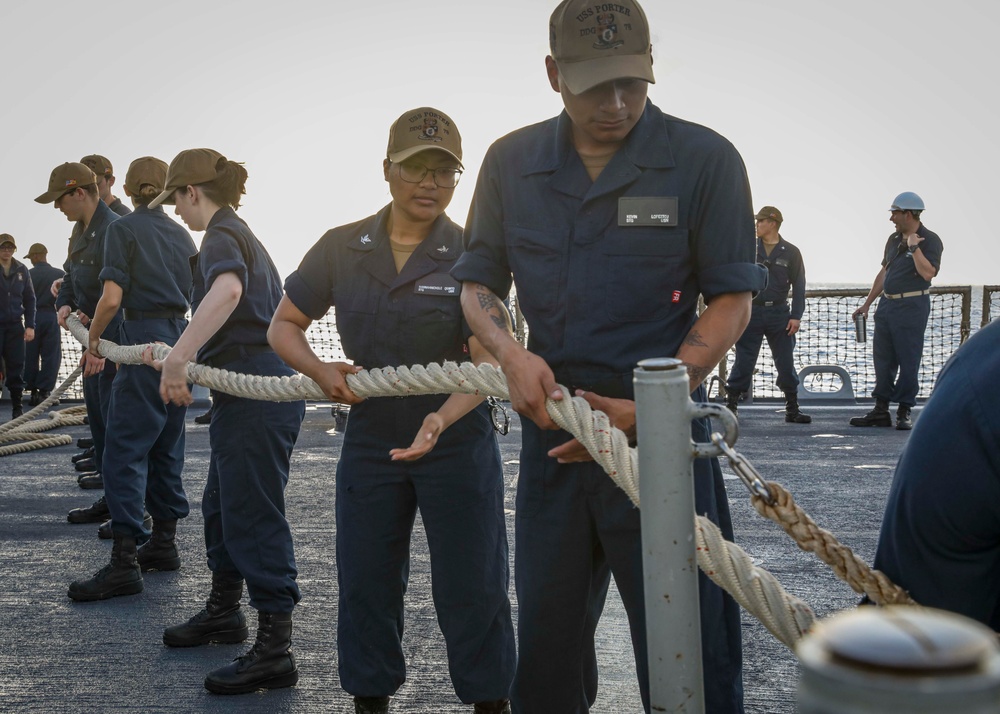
[0,367,87,456]
[38,315,915,647]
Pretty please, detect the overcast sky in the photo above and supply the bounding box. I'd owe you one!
[1,0,995,286]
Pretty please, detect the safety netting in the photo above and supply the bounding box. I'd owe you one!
[717,288,972,401]
[47,288,986,403]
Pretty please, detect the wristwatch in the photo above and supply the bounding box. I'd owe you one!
[907,243,918,254]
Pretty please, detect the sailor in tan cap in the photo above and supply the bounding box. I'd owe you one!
[147,148,306,696]
[80,154,131,217]
[451,0,766,711]
[22,242,64,406]
[0,233,36,418]
[36,161,123,522]
[269,108,515,714]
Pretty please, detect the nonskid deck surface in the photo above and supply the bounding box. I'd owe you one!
[0,401,911,713]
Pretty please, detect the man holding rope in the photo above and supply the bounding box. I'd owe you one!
[453,1,766,711]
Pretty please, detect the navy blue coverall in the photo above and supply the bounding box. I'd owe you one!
[283,204,515,703]
[107,197,132,218]
[872,225,943,408]
[100,205,197,540]
[24,260,64,395]
[194,207,304,614]
[726,237,806,396]
[1,258,36,394]
[453,101,767,714]
[57,200,122,473]
[873,318,1000,631]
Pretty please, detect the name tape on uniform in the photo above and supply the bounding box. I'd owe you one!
[618,197,679,227]
[415,273,460,295]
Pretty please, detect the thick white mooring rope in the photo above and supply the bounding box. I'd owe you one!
[62,316,828,644]
[0,367,88,456]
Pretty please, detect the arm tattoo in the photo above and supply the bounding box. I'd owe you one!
[473,283,513,333]
[681,362,712,386]
[684,329,708,348]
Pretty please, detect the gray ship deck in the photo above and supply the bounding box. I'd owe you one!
[0,400,914,713]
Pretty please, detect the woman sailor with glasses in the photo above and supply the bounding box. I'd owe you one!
[269,108,515,714]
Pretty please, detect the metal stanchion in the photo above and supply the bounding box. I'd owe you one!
[635,358,704,713]
[798,606,1000,713]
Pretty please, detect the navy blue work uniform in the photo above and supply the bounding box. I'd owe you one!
[107,197,132,217]
[57,200,122,472]
[453,100,766,714]
[283,205,515,703]
[872,225,943,409]
[0,258,36,394]
[726,237,806,396]
[99,205,196,540]
[873,319,1000,631]
[24,260,64,395]
[195,207,304,614]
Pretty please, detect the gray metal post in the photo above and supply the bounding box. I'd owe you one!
[635,358,704,713]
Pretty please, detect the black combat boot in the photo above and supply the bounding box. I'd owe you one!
[75,457,97,472]
[474,700,511,713]
[724,388,740,416]
[203,611,298,694]
[68,495,110,524]
[784,392,812,424]
[355,696,391,713]
[10,389,23,418]
[137,518,180,572]
[77,437,93,449]
[72,447,95,463]
[78,473,104,489]
[163,574,248,647]
[28,389,40,407]
[896,406,913,431]
[67,533,143,601]
[849,399,892,427]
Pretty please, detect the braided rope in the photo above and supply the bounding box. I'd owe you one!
[0,368,86,456]
[63,315,912,646]
[70,316,643,502]
[752,481,915,606]
[696,516,816,648]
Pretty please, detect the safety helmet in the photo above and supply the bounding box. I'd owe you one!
[889,192,925,212]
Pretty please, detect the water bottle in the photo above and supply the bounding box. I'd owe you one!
[854,313,867,342]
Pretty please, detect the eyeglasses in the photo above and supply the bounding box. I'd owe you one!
[393,161,463,188]
[0,245,15,251]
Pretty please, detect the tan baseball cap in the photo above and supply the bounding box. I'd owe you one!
[34,162,98,204]
[24,242,47,258]
[386,107,463,167]
[124,156,168,196]
[755,206,783,223]
[0,234,15,248]
[80,154,114,178]
[148,148,226,208]
[549,0,655,95]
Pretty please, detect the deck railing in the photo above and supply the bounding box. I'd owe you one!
[47,285,992,403]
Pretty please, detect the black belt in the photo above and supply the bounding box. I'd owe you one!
[202,344,274,369]
[554,371,632,400]
[753,300,788,308]
[124,309,187,321]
